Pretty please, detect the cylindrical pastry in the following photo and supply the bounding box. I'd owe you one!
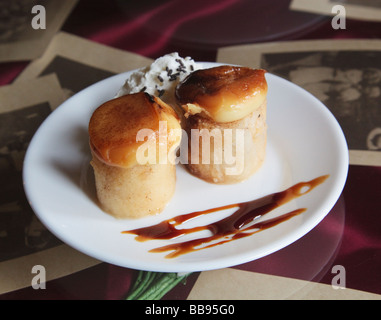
[176,66,268,184]
[88,92,181,219]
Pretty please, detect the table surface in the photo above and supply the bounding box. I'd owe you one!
[0,0,380,300]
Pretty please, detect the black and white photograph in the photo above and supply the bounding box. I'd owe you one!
[0,0,78,62]
[0,74,65,266]
[0,102,61,262]
[0,0,37,43]
[261,50,381,151]
[38,55,116,97]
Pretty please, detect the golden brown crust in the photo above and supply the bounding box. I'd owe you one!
[176,66,267,123]
[88,92,180,168]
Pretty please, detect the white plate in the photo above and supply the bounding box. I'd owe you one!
[23,63,348,273]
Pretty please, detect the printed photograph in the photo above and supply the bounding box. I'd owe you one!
[38,55,116,97]
[0,74,65,265]
[0,0,38,43]
[0,0,78,61]
[0,103,62,262]
[261,50,381,151]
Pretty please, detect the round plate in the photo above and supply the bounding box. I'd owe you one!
[23,63,348,273]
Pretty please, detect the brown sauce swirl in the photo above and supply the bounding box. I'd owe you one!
[122,175,329,258]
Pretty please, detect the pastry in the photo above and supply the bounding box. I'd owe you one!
[176,66,268,184]
[89,92,181,218]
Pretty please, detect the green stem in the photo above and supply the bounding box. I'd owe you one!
[126,271,191,300]
[149,273,188,300]
[126,271,155,300]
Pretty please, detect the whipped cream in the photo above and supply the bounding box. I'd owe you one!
[116,52,201,106]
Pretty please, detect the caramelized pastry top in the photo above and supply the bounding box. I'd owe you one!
[89,92,181,168]
[176,66,267,123]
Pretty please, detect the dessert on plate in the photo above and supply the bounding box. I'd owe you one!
[88,92,181,219]
[88,53,268,219]
[176,65,268,184]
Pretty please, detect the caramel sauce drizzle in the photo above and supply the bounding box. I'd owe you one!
[122,175,329,258]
